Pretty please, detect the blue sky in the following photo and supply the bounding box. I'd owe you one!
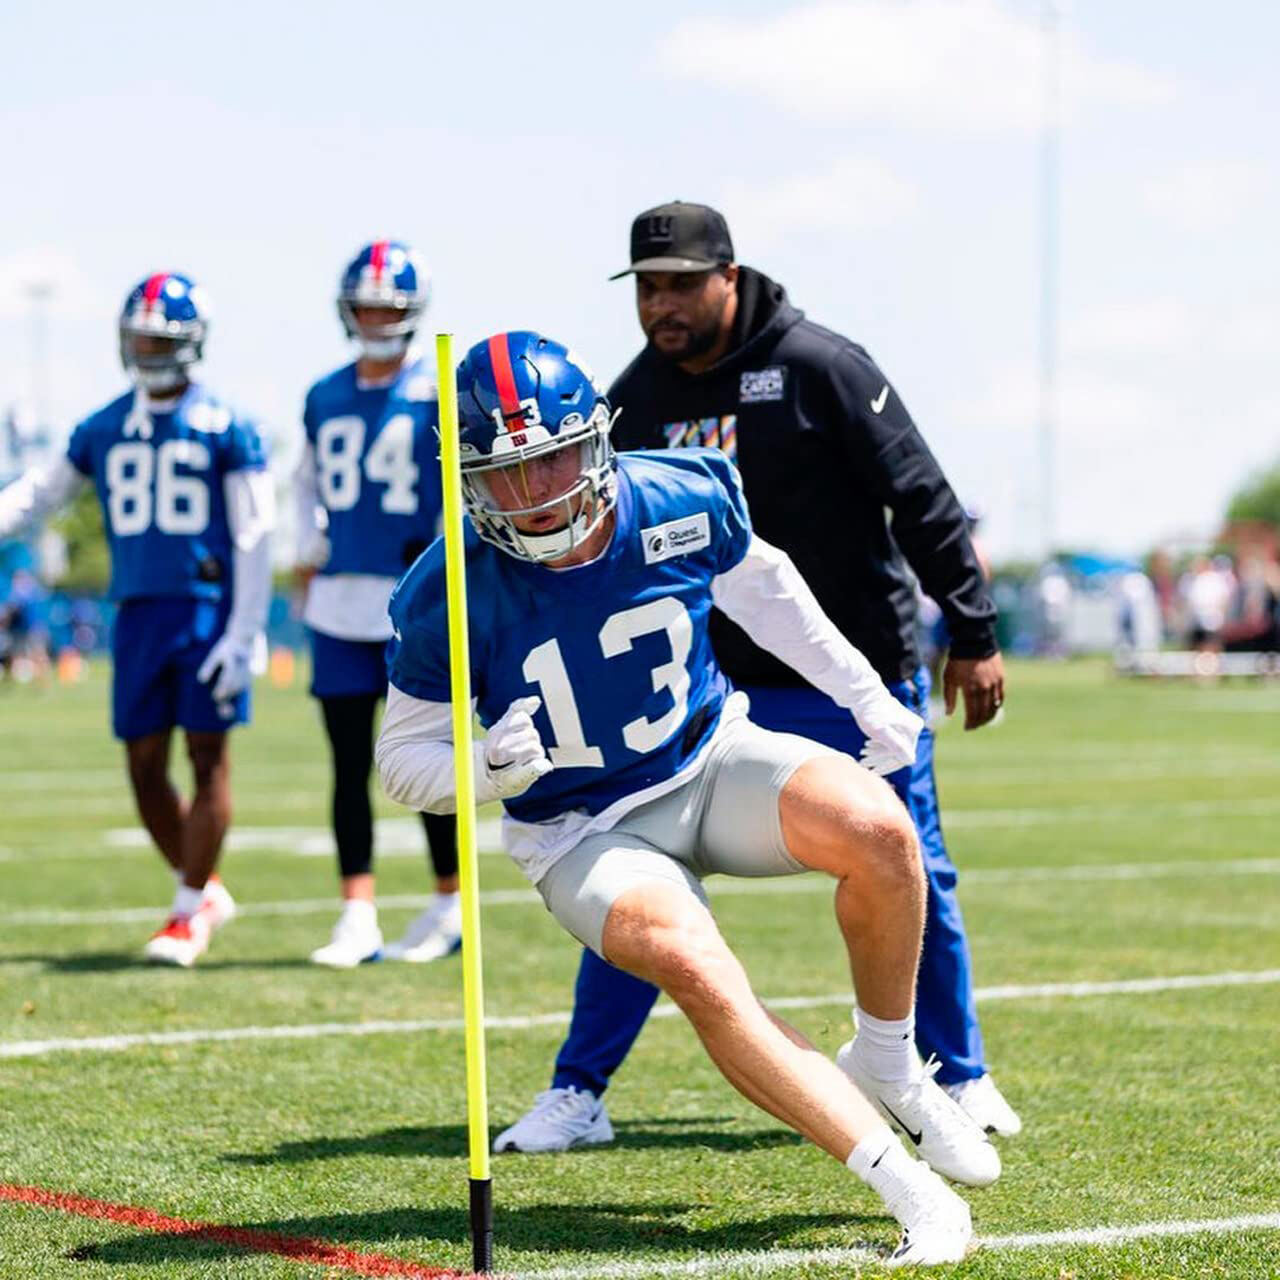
[0,0,1275,558]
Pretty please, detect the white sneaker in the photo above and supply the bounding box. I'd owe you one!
[144,911,212,967]
[384,895,462,963]
[201,878,236,933]
[310,904,383,968]
[944,1074,1023,1137]
[837,1045,1001,1187]
[493,1087,614,1154]
[883,1162,974,1267]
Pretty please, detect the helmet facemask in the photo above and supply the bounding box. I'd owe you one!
[119,312,205,393]
[460,405,618,563]
[338,297,424,360]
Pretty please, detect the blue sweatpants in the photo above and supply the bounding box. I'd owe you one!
[551,669,987,1094]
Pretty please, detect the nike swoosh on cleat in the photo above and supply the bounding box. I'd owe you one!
[880,1101,923,1146]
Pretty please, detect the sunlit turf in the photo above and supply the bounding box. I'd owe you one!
[1,659,1278,1277]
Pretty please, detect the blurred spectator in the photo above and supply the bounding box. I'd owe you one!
[1114,571,1162,651]
[1222,554,1280,652]
[1036,563,1072,656]
[1180,555,1235,650]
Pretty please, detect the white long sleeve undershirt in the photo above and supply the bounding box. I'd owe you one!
[710,535,896,721]
[0,457,85,539]
[222,468,276,646]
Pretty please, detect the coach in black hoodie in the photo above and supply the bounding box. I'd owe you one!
[492,203,1020,1159]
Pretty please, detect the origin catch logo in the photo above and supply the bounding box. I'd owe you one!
[641,512,711,564]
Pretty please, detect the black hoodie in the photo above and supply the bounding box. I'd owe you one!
[609,267,997,685]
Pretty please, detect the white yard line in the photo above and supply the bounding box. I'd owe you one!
[4,856,1278,927]
[2,969,1277,1062]
[1,793,1274,863]
[522,1212,1280,1278]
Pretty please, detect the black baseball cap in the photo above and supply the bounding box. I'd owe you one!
[609,201,735,280]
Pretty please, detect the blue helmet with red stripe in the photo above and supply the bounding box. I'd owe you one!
[338,240,429,359]
[118,272,210,392]
[455,331,617,563]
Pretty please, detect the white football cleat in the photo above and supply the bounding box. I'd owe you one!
[200,878,237,933]
[838,1045,1001,1187]
[310,904,383,968]
[944,1074,1023,1137]
[144,912,212,968]
[493,1087,614,1154]
[883,1162,974,1267]
[384,895,462,963]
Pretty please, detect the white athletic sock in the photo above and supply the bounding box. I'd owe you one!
[851,1007,917,1083]
[846,1126,920,1201]
[341,898,378,927]
[172,884,204,918]
[435,890,460,907]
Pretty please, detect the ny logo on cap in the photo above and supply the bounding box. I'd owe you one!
[645,215,673,242]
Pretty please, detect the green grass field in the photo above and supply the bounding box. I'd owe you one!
[1,659,1278,1278]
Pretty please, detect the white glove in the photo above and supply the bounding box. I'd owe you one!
[481,695,553,799]
[856,697,924,777]
[197,633,255,706]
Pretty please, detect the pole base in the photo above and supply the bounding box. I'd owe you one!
[469,1177,493,1274]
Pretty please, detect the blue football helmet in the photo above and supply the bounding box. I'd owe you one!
[118,272,210,392]
[337,240,429,359]
[455,331,617,563]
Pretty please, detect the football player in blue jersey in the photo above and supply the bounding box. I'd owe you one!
[0,273,274,967]
[375,332,996,1266]
[294,241,460,968]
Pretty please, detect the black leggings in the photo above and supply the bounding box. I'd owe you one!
[319,693,458,881]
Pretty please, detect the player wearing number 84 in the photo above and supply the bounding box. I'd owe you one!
[376,332,994,1266]
[0,272,274,966]
[294,240,460,969]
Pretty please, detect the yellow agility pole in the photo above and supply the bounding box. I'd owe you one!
[436,332,493,1273]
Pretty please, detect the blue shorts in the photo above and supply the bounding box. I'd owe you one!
[112,598,249,741]
[309,629,390,700]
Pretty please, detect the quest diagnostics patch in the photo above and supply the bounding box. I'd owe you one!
[641,512,711,564]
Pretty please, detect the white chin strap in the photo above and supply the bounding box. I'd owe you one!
[513,507,597,562]
[357,334,411,360]
[131,367,187,392]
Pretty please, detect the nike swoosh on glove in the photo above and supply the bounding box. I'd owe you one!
[197,634,254,704]
[856,698,924,777]
[482,695,554,799]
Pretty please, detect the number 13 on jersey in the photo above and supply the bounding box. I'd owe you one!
[520,598,693,768]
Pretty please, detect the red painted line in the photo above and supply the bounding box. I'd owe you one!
[370,239,389,282]
[0,1182,472,1278]
[142,272,169,309]
[487,333,523,424]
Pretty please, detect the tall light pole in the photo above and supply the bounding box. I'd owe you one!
[1038,0,1061,558]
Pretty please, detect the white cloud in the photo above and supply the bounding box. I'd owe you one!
[724,156,917,247]
[1141,161,1270,233]
[1069,299,1196,356]
[661,0,1174,133]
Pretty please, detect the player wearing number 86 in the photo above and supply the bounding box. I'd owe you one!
[0,271,275,966]
[376,332,991,1266]
[295,241,460,969]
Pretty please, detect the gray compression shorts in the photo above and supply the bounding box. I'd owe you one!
[536,715,837,956]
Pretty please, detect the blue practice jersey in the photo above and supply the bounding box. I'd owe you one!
[302,358,443,577]
[388,449,752,823]
[65,384,267,603]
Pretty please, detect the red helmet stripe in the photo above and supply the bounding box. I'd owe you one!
[487,333,523,422]
[142,273,169,311]
[369,240,388,281]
